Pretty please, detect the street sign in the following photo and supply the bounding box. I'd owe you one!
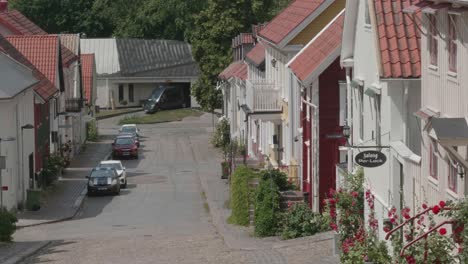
[355,151,387,168]
[0,156,5,169]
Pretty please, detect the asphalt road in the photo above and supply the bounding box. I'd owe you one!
[15,113,250,264]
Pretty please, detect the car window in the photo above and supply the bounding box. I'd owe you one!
[166,88,179,101]
[100,163,122,170]
[115,138,134,145]
[90,170,113,178]
[121,126,136,133]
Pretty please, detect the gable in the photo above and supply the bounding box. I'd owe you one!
[288,0,345,45]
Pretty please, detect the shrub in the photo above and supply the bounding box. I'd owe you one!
[211,117,230,149]
[87,120,99,141]
[260,169,293,191]
[254,176,281,237]
[280,203,328,240]
[228,166,255,226]
[40,154,65,186]
[0,208,17,242]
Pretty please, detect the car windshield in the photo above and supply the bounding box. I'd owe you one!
[100,163,122,170]
[90,170,114,178]
[149,87,165,101]
[115,138,134,145]
[121,126,136,133]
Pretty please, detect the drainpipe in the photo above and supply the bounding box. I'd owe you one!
[345,67,353,174]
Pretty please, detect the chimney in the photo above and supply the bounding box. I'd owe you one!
[0,0,8,12]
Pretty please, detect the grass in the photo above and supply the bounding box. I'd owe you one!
[118,108,203,125]
[96,108,141,119]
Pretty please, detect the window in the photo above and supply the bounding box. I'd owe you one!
[375,95,381,145]
[448,15,457,72]
[448,161,458,193]
[118,84,124,102]
[128,84,134,103]
[429,15,438,66]
[365,0,371,25]
[359,85,364,140]
[429,139,438,179]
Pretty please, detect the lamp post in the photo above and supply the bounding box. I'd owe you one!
[0,136,16,209]
[21,124,34,206]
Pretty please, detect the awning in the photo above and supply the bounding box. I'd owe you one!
[431,117,468,146]
[414,107,439,120]
[364,83,382,97]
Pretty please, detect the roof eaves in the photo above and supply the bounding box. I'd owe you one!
[277,0,333,49]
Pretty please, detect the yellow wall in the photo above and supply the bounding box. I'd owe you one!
[288,0,346,45]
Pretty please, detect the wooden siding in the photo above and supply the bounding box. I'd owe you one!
[420,10,468,203]
[288,0,346,45]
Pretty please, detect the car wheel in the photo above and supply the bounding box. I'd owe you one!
[122,180,127,189]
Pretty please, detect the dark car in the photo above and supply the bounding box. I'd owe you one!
[87,167,120,195]
[112,136,139,159]
[118,132,140,147]
[143,86,186,113]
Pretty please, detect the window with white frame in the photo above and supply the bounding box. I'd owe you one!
[365,0,371,25]
[448,161,458,193]
[430,138,438,179]
[359,85,364,140]
[448,14,457,72]
[428,14,438,66]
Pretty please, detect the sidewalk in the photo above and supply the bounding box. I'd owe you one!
[197,139,340,263]
[16,139,112,228]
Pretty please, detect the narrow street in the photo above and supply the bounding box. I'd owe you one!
[13,113,336,264]
[14,113,246,263]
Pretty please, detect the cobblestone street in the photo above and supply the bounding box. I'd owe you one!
[12,113,338,264]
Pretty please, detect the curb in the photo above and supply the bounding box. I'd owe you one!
[3,241,52,264]
[96,108,142,120]
[17,151,113,229]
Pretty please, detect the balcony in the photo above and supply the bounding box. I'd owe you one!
[65,98,83,112]
[246,80,282,112]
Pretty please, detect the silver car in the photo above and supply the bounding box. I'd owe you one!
[99,160,127,188]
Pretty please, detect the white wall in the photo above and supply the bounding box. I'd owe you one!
[0,89,35,210]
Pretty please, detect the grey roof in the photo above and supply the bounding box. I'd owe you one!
[80,38,120,76]
[0,52,37,99]
[116,39,198,77]
[432,118,468,142]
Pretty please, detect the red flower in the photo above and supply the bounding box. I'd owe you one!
[422,203,428,209]
[351,191,358,198]
[329,198,336,205]
[404,214,410,220]
[383,226,391,233]
[432,205,440,214]
[459,247,464,254]
[439,228,447,235]
[439,200,446,208]
[330,223,338,231]
[329,188,336,196]
[390,218,396,224]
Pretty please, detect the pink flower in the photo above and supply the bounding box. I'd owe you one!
[351,191,358,198]
[383,226,391,233]
[422,203,428,209]
[458,247,464,254]
[329,198,336,205]
[439,228,447,235]
[390,218,396,224]
[329,188,336,196]
[330,223,338,231]
[439,200,446,208]
[287,201,293,208]
[432,205,441,214]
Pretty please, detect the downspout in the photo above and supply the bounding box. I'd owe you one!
[345,67,354,173]
[15,102,21,208]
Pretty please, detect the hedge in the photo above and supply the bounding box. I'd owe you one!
[228,166,254,226]
[254,176,281,237]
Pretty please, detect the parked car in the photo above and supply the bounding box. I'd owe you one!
[143,86,186,113]
[99,160,127,188]
[119,124,140,137]
[87,167,120,195]
[112,136,139,159]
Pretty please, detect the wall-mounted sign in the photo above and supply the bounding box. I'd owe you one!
[355,151,387,168]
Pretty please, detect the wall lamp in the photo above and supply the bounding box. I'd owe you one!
[271,58,277,68]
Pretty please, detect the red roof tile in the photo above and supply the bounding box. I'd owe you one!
[6,35,59,86]
[0,34,57,100]
[289,12,344,82]
[81,54,94,103]
[245,43,265,67]
[61,44,78,67]
[259,0,326,45]
[232,33,254,48]
[374,0,422,78]
[0,9,46,35]
[219,61,247,81]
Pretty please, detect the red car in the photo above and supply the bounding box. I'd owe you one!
[112,135,139,159]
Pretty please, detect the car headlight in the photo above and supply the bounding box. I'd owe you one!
[112,178,118,185]
[88,180,94,186]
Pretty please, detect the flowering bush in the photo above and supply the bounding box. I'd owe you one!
[441,198,468,263]
[385,201,458,263]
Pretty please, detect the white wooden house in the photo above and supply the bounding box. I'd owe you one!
[341,0,423,240]
[0,52,36,210]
